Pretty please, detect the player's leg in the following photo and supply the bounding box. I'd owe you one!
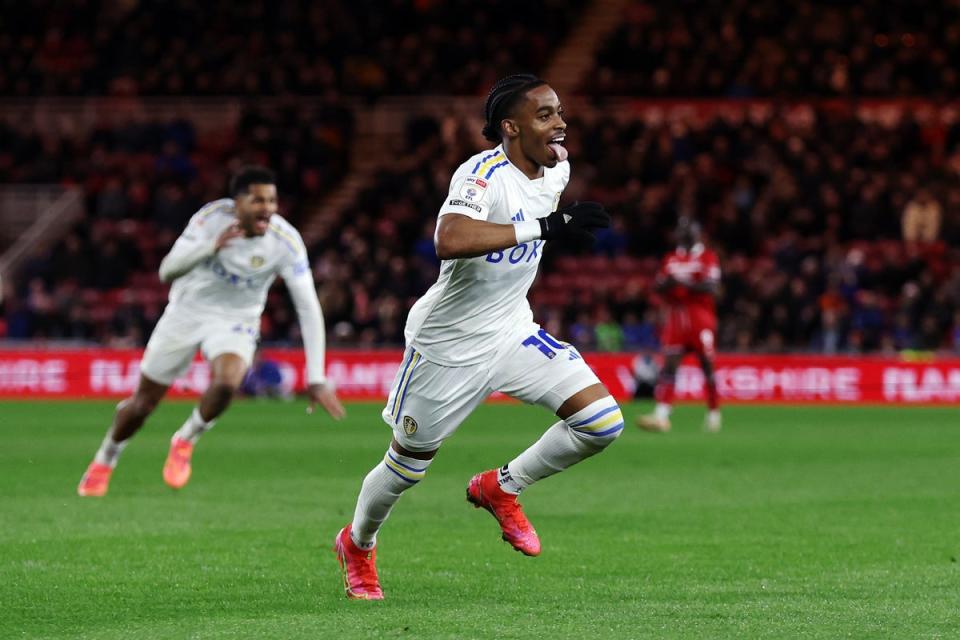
[496,381,623,497]
[78,309,198,497]
[336,438,437,601]
[336,348,487,599]
[78,374,171,496]
[476,327,624,555]
[697,328,721,432]
[348,438,437,550]
[637,349,682,432]
[164,352,248,489]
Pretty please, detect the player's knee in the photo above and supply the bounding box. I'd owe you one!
[565,396,624,449]
[378,447,434,490]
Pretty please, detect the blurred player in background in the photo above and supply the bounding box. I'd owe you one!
[637,217,722,433]
[241,350,292,400]
[77,166,345,497]
[334,74,621,600]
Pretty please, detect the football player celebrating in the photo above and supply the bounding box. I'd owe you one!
[333,74,620,600]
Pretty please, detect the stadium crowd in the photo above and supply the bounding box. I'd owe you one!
[9,1,957,99]
[1,99,353,344]
[4,1,960,355]
[588,0,960,97]
[4,0,581,97]
[4,100,960,355]
[317,104,960,354]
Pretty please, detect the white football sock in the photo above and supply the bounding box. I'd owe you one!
[351,448,433,549]
[174,408,216,444]
[506,397,624,492]
[497,464,525,495]
[654,402,671,420]
[93,432,128,468]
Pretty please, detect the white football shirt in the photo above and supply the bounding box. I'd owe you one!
[158,198,329,383]
[405,145,570,366]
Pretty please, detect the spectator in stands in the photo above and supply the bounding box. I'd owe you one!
[588,0,960,97]
[5,62,960,357]
[902,188,942,244]
[2,1,581,98]
[594,306,624,352]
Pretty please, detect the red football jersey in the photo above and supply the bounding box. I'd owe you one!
[658,243,721,324]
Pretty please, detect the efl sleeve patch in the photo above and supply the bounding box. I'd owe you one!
[458,176,488,203]
[439,174,493,221]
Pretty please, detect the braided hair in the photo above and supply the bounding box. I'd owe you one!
[481,74,548,142]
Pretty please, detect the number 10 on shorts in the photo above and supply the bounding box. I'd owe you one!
[521,329,582,361]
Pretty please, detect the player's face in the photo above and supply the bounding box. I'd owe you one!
[234,183,278,236]
[514,85,566,169]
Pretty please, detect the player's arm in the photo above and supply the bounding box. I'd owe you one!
[656,273,717,295]
[281,253,345,420]
[435,201,610,259]
[158,222,242,283]
[654,272,679,292]
[691,257,722,296]
[687,280,720,296]
[435,214,524,259]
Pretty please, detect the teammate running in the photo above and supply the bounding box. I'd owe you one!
[77,166,344,497]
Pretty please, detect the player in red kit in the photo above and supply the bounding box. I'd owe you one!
[637,218,722,432]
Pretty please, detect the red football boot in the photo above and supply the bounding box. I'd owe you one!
[77,461,113,497]
[466,469,541,556]
[334,525,384,600]
[163,436,194,489]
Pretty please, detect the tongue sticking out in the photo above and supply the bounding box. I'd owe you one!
[548,143,568,162]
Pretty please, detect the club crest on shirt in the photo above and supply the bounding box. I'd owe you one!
[250,255,265,268]
[460,176,488,202]
[402,415,418,435]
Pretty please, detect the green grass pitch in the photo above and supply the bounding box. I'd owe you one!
[2,400,959,639]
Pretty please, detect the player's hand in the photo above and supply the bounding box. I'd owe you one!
[306,382,346,420]
[539,201,610,249]
[215,224,244,252]
[656,274,680,291]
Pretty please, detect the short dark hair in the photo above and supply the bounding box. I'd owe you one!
[229,166,276,197]
[481,74,548,142]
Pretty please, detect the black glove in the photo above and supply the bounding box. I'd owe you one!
[538,201,611,249]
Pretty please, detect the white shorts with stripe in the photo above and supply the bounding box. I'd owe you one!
[381,322,602,452]
[140,305,259,385]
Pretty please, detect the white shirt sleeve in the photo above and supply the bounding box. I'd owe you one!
[439,170,499,221]
[280,235,327,386]
[158,212,220,282]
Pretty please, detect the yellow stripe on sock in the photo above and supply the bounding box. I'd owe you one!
[575,410,624,432]
[383,454,425,482]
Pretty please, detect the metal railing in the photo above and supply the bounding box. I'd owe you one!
[0,186,84,298]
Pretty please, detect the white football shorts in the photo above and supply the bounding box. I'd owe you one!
[140,305,259,385]
[382,322,602,451]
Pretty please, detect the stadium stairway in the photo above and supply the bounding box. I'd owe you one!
[541,0,632,96]
[296,0,627,240]
[300,103,381,246]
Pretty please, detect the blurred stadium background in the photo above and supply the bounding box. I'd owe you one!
[3,2,960,638]
[3,0,960,404]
